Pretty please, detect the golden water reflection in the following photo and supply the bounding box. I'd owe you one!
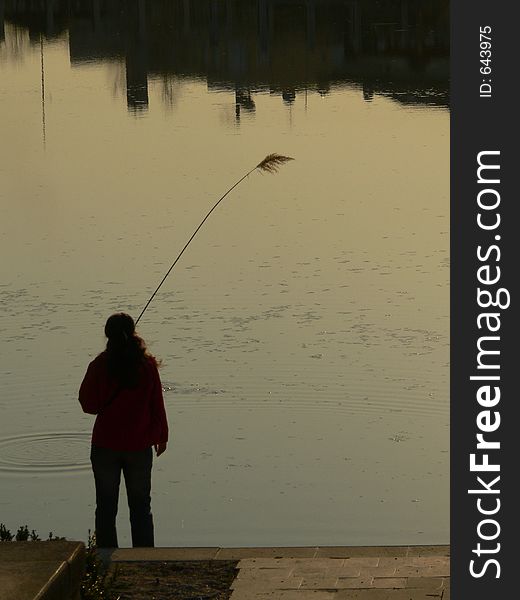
[0,0,449,548]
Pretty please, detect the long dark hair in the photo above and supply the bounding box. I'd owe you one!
[103,313,158,387]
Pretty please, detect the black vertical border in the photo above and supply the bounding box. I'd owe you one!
[451,1,518,598]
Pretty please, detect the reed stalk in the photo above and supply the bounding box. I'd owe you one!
[135,154,294,325]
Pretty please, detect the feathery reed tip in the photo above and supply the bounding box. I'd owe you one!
[256,153,294,174]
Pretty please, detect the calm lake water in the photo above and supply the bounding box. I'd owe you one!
[0,0,449,547]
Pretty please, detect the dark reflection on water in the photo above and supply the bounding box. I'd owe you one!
[3,0,449,115]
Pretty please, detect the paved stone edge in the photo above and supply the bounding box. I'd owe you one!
[33,542,86,600]
[107,546,449,562]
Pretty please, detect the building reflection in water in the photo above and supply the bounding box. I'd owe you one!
[0,1,4,44]
[2,0,449,118]
[126,0,148,111]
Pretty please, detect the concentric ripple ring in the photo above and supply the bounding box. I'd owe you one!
[0,431,91,474]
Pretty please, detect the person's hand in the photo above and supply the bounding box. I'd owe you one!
[154,442,167,457]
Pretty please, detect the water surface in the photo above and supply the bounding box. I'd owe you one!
[0,0,449,547]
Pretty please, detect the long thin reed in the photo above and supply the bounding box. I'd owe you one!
[135,154,294,325]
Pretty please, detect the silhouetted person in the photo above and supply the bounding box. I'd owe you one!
[79,313,169,548]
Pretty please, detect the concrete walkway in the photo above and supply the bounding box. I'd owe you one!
[0,541,85,600]
[106,545,450,600]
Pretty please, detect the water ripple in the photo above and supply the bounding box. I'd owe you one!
[0,432,91,474]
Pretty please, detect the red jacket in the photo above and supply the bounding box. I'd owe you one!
[79,352,169,451]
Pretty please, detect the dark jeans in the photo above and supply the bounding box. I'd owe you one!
[90,445,154,548]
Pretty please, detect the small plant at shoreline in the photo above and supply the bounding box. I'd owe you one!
[15,525,41,541]
[80,531,120,600]
[0,523,14,541]
[0,523,63,542]
[15,525,30,541]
